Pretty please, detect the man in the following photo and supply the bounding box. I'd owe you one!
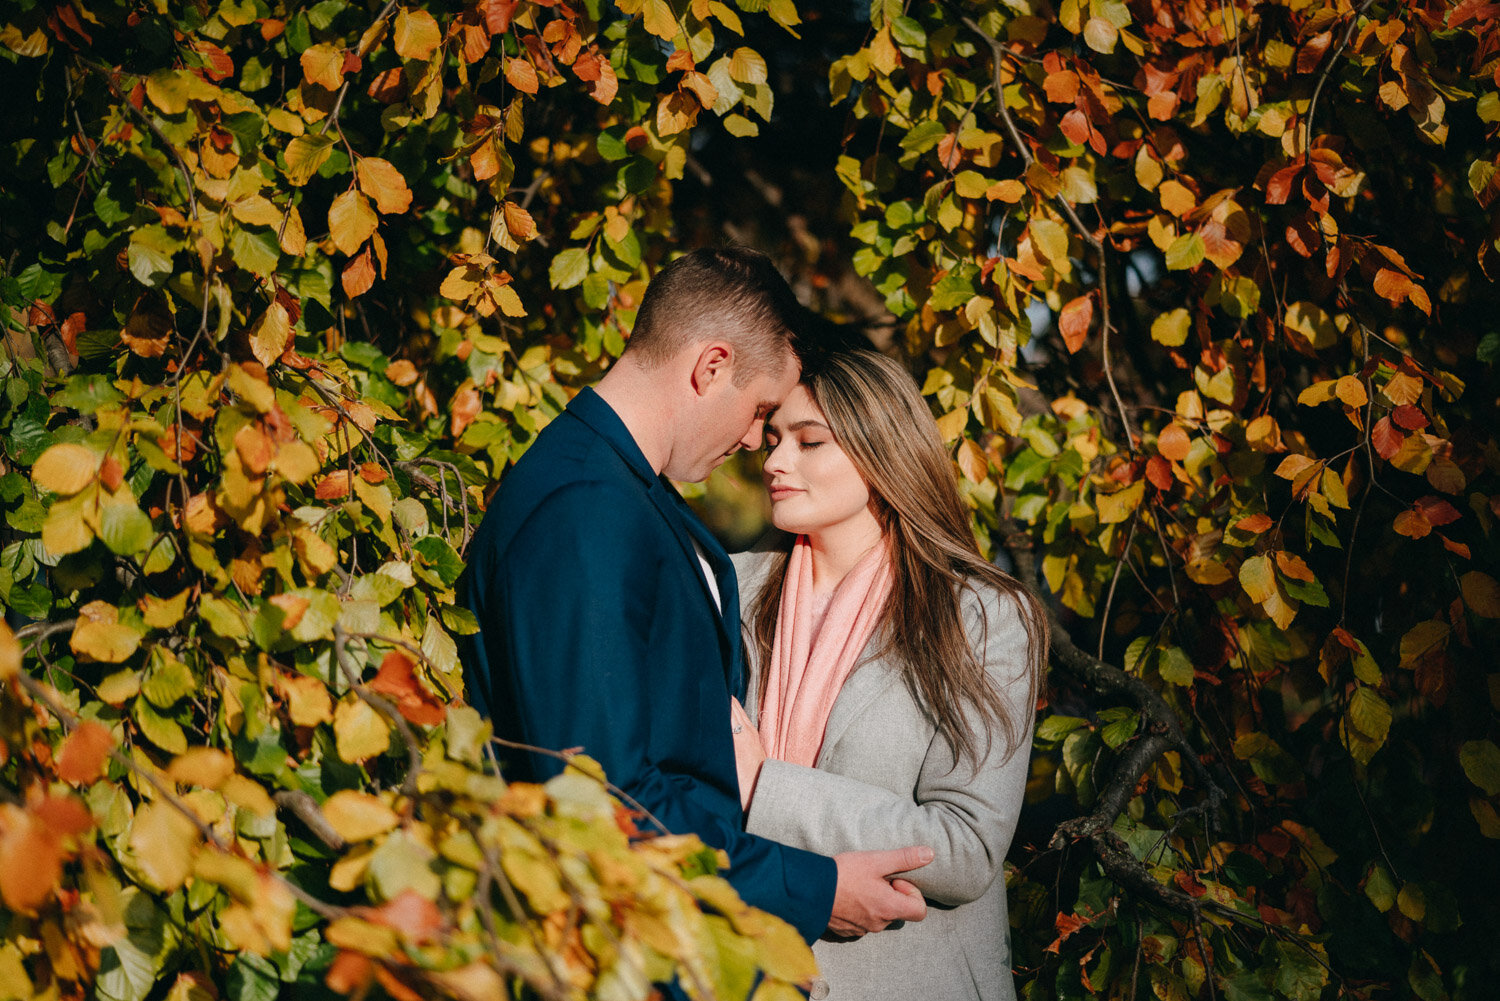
[460,246,929,944]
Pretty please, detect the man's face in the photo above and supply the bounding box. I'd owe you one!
[670,350,799,482]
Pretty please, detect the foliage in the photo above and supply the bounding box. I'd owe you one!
[0,0,816,998]
[2,0,1499,1000]
[814,1,1500,999]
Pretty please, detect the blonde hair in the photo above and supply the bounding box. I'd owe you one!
[750,350,1049,765]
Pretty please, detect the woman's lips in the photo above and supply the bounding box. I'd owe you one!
[767,485,800,501]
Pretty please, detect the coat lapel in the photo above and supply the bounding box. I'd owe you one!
[561,388,741,690]
[814,654,903,767]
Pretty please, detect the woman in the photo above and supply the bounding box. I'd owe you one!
[730,350,1048,1001]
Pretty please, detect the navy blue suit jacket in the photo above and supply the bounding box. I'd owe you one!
[460,387,837,942]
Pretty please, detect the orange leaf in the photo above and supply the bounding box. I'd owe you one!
[393,8,441,60]
[1335,375,1368,408]
[1158,423,1191,462]
[505,56,539,94]
[328,189,378,257]
[1042,69,1079,104]
[1391,405,1428,430]
[316,471,352,500]
[1274,454,1317,480]
[1145,455,1173,491]
[234,424,275,476]
[1235,512,1273,534]
[502,202,537,243]
[366,652,446,726]
[1274,551,1315,582]
[56,722,113,784]
[354,157,414,214]
[342,246,377,299]
[1058,294,1093,353]
[300,43,345,90]
[450,383,482,438]
[369,889,444,942]
[1393,509,1430,538]
[385,360,418,386]
[326,952,376,994]
[0,811,63,912]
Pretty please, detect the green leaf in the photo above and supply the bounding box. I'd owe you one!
[99,504,155,556]
[900,120,946,154]
[1164,232,1205,270]
[1036,715,1088,742]
[1159,646,1194,686]
[127,226,180,287]
[1459,740,1500,796]
[549,248,590,290]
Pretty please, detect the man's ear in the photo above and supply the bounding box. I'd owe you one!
[689,342,734,396]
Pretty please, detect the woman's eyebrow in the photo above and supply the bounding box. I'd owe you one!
[784,419,830,432]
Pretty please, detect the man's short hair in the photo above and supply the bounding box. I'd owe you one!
[624,246,804,385]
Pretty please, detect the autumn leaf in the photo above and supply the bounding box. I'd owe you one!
[301,43,346,90]
[56,722,114,784]
[32,443,98,495]
[249,301,291,368]
[355,157,414,214]
[329,189,379,256]
[323,790,399,842]
[1058,293,1093,353]
[393,8,442,60]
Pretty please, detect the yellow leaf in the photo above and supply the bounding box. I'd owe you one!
[355,157,413,214]
[328,189,378,256]
[230,194,282,228]
[439,263,482,301]
[249,301,291,369]
[300,42,345,90]
[0,621,18,682]
[1461,571,1500,618]
[323,790,399,842]
[729,46,768,84]
[492,284,526,318]
[1296,380,1339,406]
[1239,554,1276,603]
[278,205,307,255]
[1283,301,1339,350]
[1029,218,1069,265]
[1185,560,1232,585]
[334,696,390,763]
[326,916,399,956]
[32,443,98,495]
[1150,308,1191,346]
[42,494,95,556]
[1095,480,1144,524]
[329,844,374,892]
[168,748,236,789]
[275,440,321,484]
[641,0,678,39]
[130,802,200,892]
[222,774,276,817]
[394,7,442,59]
[283,133,335,186]
[869,25,899,75]
[276,672,333,727]
[140,589,190,630]
[71,616,143,664]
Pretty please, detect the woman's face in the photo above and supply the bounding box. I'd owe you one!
[761,386,877,541]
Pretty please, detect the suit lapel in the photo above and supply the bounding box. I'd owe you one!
[562,388,741,689]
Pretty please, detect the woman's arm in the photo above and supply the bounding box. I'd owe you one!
[744,587,1034,907]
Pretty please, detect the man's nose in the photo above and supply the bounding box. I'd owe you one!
[738,419,766,451]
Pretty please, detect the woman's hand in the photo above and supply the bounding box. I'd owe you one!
[730,698,766,810]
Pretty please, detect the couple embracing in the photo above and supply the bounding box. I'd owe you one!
[460,247,1048,1001]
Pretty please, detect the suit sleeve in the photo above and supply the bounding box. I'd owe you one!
[744,588,1034,907]
[466,481,836,940]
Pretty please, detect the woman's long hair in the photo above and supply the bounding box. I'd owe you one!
[749,350,1049,767]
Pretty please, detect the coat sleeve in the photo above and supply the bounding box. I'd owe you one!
[744,587,1034,907]
[465,481,836,940]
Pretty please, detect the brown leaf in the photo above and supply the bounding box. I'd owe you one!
[1393,509,1430,538]
[479,0,519,34]
[502,202,537,243]
[1414,496,1460,526]
[56,722,113,784]
[1371,416,1404,459]
[315,471,352,500]
[1235,512,1273,534]
[1391,405,1428,430]
[1145,455,1174,491]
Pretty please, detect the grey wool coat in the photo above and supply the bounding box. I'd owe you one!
[732,547,1035,1001]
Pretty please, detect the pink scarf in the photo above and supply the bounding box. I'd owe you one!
[758,535,894,767]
